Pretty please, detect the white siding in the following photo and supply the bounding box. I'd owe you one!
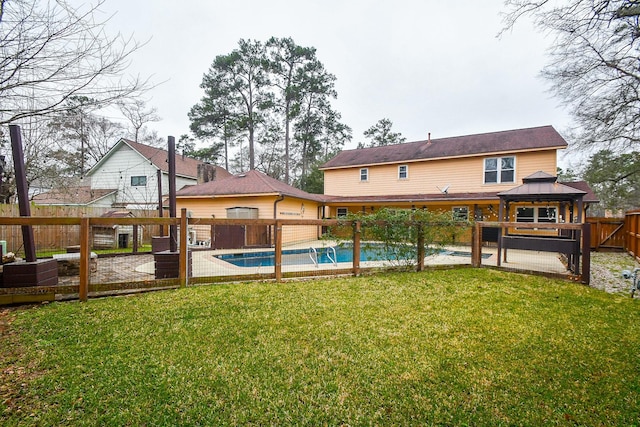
[89,144,197,207]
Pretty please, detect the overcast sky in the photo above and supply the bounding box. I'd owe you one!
[92,0,572,162]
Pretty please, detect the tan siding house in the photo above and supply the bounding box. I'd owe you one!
[320,126,598,225]
[175,170,324,248]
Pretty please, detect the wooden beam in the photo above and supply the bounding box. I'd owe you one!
[79,217,90,301]
[179,208,188,287]
[353,220,361,276]
[9,125,36,262]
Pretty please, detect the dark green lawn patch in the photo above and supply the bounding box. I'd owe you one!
[1,268,639,426]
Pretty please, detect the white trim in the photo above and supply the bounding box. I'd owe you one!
[359,168,369,182]
[398,164,408,180]
[483,156,516,184]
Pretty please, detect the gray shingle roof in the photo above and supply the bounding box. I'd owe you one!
[320,125,568,169]
[123,139,231,179]
[176,169,325,202]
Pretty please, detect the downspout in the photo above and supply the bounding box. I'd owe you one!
[273,194,285,219]
[273,194,285,247]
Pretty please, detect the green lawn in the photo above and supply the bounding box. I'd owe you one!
[1,268,639,426]
[35,244,153,258]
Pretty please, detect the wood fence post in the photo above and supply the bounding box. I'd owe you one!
[179,208,188,287]
[472,222,482,267]
[275,220,282,282]
[132,225,139,254]
[581,222,591,285]
[353,220,361,276]
[416,222,425,272]
[79,217,90,302]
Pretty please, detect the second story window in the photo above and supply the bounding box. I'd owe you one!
[398,165,408,179]
[484,156,515,184]
[360,168,369,182]
[131,176,147,187]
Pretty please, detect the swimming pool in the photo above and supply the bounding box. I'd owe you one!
[214,243,475,268]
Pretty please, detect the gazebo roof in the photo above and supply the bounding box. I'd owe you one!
[498,171,587,202]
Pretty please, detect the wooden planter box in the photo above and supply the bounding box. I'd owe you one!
[152,236,171,254]
[2,259,58,287]
[154,251,192,279]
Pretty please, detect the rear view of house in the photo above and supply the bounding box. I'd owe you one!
[320,125,597,223]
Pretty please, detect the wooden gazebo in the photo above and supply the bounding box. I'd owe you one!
[496,171,587,273]
[498,171,587,224]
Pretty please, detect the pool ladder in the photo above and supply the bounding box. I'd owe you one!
[308,246,337,268]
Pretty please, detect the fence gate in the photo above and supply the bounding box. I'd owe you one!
[587,217,625,250]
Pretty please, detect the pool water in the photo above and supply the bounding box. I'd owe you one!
[215,243,475,268]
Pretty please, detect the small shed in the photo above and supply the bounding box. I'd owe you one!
[92,211,141,249]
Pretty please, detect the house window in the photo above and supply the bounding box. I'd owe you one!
[484,156,515,184]
[336,207,348,218]
[452,206,469,221]
[360,168,369,182]
[516,206,557,223]
[131,176,147,186]
[398,165,408,180]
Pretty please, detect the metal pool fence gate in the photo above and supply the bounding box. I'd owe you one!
[0,210,592,304]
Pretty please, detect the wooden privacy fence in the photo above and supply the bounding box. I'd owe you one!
[626,210,640,262]
[0,205,157,254]
[587,217,626,251]
[586,211,640,260]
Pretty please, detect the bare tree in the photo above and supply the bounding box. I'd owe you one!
[0,0,150,126]
[501,0,640,151]
[118,99,160,142]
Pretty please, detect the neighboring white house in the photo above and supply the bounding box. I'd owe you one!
[33,139,230,210]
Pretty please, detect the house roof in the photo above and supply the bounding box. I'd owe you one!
[320,125,568,169]
[87,139,231,180]
[32,187,116,205]
[498,171,589,202]
[100,210,135,218]
[323,192,501,205]
[175,169,325,202]
[322,180,598,206]
[559,181,600,204]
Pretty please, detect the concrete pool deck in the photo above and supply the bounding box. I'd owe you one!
[133,241,571,278]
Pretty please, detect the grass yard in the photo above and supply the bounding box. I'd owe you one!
[1,268,639,426]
